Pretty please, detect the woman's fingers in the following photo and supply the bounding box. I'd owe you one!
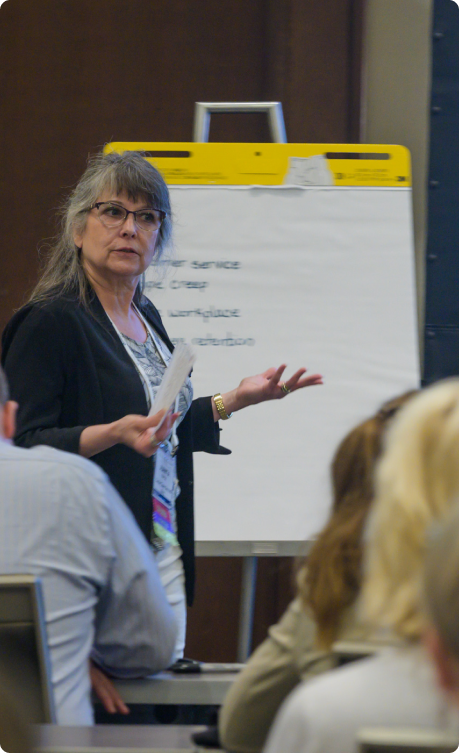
[150,412,180,445]
[116,409,180,456]
[261,364,286,381]
[139,408,170,432]
[282,367,307,390]
[276,367,323,396]
[263,365,285,382]
[283,368,324,391]
[291,373,323,389]
[149,408,167,425]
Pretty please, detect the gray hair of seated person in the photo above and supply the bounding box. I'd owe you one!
[27,150,172,310]
[423,502,459,660]
[0,366,9,408]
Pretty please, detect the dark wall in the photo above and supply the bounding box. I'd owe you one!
[0,0,364,659]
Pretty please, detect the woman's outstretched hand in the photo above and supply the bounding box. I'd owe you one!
[213,365,323,420]
[237,365,323,407]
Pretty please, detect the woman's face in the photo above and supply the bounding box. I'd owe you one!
[73,190,160,287]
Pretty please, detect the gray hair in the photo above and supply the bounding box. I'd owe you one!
[28,151,172,308]
[0,367,9,407]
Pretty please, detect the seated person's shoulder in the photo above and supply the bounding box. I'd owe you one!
[265,652,384,750]
[269,598,318,654]
[285,646,427,716]
[26,444,110,491]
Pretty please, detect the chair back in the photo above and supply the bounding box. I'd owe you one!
[358,726,459,753]
[0,574,56,723]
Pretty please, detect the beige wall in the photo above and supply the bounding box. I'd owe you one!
[361,0,433,361]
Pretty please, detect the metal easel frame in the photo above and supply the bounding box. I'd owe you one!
[192,101,287,661]
[193,101,287,144]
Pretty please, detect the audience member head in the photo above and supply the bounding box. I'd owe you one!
[300,390,417,648]
[28,150,172,308]
[423,501,459,707]
[362,379,459,643]
[0,367,16,441]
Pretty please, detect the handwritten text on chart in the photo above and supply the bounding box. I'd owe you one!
[169,308,240,321]
[171,334,255,347]
[154,260,241,270]
[145,280,208,291]
[146,260,241,293]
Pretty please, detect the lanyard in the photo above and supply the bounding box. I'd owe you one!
[107,306,179,452]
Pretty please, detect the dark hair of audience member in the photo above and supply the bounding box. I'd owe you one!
[0,367,9,408]
[298,390,417,649]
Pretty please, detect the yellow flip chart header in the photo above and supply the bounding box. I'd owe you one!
[104,142,411,188]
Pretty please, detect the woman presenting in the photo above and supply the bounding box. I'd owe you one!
[1,151,322,656]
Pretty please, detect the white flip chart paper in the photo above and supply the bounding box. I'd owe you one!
[146,185,419,543]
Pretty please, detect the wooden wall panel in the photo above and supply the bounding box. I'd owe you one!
[185,557,296,660]
[0,0,364,660]
[0,0,271,327]
[264,0,365,142]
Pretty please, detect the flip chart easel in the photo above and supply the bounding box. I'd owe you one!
[105,118,419,659]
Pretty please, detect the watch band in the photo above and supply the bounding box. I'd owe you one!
[213,393,233,420]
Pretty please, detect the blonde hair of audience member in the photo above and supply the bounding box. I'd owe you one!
[362,379,459,642]
[299,391,416,649]
[423,501,459,707]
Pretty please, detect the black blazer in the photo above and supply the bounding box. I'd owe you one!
[1,292,230,605]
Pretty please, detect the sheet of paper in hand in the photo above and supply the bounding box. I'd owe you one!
[149,343,196,417]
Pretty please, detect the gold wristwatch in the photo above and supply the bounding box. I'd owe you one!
[213,393,233,420]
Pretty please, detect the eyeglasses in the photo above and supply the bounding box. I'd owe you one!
[90,202,166,232]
